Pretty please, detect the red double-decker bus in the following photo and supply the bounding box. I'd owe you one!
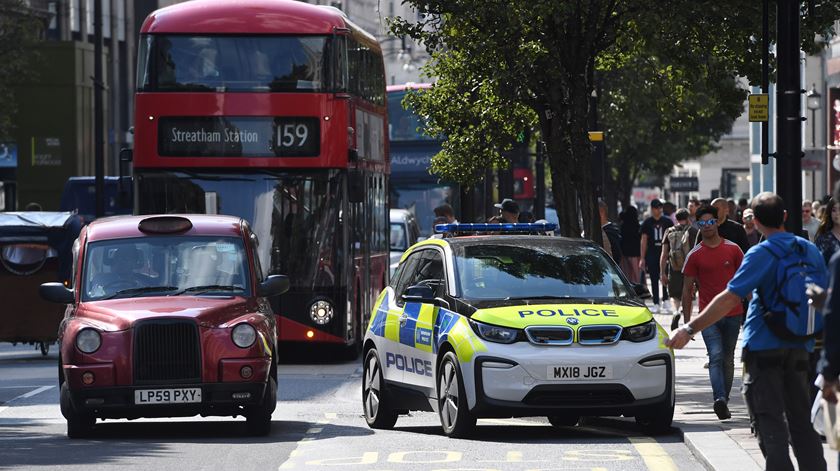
[131,0,389,352]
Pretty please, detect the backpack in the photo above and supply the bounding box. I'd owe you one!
[758,238,824,341]
[666,225,692,271]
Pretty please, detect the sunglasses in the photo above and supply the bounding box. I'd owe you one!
[697,219,717,227]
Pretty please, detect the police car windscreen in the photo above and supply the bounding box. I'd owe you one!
[453,242,631,300]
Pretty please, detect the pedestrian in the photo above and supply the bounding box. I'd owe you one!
[738,197,749,221]
[619,206,642,284]
[494,198,519,224]
[679,205,744,420]
[804,199,820,242]
[600,200,623,263]
[639,199,673,313]
[688,198,700,227]
[727,199,738,223]
[663,201,678,225]
[518,211,535,223]
[667,192,828,471]
[660,208,698,328]
[697,198,751,254]
[434,203,459,224]
[742,208,761,248]
[814,197,840,266]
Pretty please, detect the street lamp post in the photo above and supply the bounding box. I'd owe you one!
[807,83,822,149]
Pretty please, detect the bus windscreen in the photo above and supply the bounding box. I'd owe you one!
[138,35,328,92]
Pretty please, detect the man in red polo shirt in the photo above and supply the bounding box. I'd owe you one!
[682,204,744,420]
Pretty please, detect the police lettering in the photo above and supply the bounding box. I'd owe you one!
[518,308,618,318]
[385,352,433,377]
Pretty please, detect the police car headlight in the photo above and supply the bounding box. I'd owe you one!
[621,320,657,342]
[75,328,101,354]
[469,319,520,344]
[309,299,334,325]
[232,323,257,348]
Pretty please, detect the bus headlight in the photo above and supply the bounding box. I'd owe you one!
[232,323,257,348]
[76,328,102,354]
[310,299,334,325]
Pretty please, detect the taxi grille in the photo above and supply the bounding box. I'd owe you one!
[133,320,201,384]
[578,325,622,345]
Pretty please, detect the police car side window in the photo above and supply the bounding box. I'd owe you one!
[418,250,445,298]
[394,251,423,305]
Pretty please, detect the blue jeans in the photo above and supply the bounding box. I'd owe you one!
[701,315,741,401]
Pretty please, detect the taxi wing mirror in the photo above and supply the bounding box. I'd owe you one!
[39,282,74,304]
[258,275,290,297]
[633,283,652,299]
[402,284,435,304]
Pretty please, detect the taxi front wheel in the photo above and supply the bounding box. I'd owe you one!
[362,348,398,429]
[246,377,276,436]
[60,383,94,439]
[437,352,476,438]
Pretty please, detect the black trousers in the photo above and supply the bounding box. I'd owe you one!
[742,348,827,471]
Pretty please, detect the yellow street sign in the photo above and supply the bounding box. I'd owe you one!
[749,94,769,122]
[589,131,604,142]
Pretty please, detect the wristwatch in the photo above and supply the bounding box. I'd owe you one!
[682,324,695,336]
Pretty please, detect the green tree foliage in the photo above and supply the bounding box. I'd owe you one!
[391,0,840,238]
[0,0,42,140]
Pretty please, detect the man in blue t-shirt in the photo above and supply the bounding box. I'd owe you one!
[667,192,827,471]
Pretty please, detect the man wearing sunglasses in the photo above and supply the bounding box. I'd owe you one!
[680,205,744,420]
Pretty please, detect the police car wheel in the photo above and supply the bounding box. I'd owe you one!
[634,396,674,435]
[547,414,579,428]
[437,352,476,438]
[362,348,398,429]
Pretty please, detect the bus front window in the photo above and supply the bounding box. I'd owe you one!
[140,35,328,92]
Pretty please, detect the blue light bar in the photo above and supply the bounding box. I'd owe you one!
[434,223,558,233]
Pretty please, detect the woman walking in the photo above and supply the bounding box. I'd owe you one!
[815,198,840,266]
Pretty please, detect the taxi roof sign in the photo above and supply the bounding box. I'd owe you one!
[749,94,769,122]
[434,223,557,235]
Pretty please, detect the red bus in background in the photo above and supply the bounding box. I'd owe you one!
[132,0,389,353]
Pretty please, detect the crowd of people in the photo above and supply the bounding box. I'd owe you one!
[593,191,840,470]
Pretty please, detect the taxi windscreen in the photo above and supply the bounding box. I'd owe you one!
[453,242,632,300]
[82,236,250,301]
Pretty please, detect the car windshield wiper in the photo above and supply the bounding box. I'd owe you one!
[502,295,583,301]
[103,286,180,300]
[175,284,245,295]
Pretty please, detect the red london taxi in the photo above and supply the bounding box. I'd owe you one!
[39,215,289,438]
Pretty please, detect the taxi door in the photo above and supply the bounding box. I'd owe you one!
[397,249,444,391]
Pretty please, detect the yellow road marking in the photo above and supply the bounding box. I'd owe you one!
[629,437,678,471]
[325,412,337,419]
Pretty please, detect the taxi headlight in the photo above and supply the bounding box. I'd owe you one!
[621,320,657,343]
[469,319,521,344]
[76,328,101,354]
[232,323,257,348]
[309,299,334,325]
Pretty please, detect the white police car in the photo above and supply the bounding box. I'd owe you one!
[361,223,674,437]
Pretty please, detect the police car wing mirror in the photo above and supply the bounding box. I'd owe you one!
[39,282,74,304]
[633,283,652,299]
[401,285,435,304]
[259,275,290,297]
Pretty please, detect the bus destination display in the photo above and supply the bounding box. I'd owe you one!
[158,117,320,158]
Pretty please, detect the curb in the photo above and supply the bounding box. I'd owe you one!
[675,422,761,471]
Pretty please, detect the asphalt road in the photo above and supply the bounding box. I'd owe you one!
[0,342,704,471]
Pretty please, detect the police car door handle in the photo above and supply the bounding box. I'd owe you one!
[399,313,408,326]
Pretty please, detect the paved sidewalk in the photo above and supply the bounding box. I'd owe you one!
[653,311,838,470]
